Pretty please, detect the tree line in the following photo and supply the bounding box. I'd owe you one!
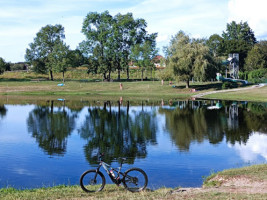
[1,12,267,85]
[23,11,157,82]
[164,21,267,88]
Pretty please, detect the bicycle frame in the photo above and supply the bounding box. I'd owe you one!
[96,160,125,185]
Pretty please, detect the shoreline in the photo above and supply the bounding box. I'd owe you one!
[1,164,267,200]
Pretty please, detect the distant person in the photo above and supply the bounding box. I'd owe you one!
[120,83,123,90]
[161,80,164,85]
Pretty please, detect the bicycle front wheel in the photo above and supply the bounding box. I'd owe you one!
[122,168,148,192]
[80,170,105,192]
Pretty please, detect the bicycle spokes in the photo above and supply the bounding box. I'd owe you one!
[123,168,148,192]
[90,179,97,185]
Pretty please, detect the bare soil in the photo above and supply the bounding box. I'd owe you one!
[171,175,267,195]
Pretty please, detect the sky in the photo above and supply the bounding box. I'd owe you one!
[1,0,267,63]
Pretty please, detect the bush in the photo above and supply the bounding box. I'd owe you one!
[156,68,174,81]
[247,68,267,83]
[222,81,238,89]
[10,63,27,71]
[239,71,249,80]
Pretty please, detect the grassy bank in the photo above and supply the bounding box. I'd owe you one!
[203,85,267,102]
[1,72,267,102]
[1,164,266,200]
[0,79,221,100]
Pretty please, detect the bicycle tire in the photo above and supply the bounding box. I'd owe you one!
[122,167,148,192]
[80,170,106,192]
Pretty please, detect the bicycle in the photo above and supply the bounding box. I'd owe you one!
[80,153,148,193]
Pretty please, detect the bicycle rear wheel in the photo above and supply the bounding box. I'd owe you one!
[80,170,105,192]
[122,168,148,192]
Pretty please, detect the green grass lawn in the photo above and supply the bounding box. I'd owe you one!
[1,70,267,102]
[204,85,267,102]
[0,79,214,100]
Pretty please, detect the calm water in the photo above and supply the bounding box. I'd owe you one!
[0,99,267,189]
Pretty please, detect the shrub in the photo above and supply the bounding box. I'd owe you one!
[156,68,174,81]
[247,68,267,83]
[10,63,27,71]
[222,81,238,89]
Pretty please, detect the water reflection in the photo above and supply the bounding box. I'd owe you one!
[0,105,7,119]
[230,132,267,162]
[27,100,77,156]
[78,101,157,164]
[0,98,267,189]
[21,99,267,159]
[159,101,267,151]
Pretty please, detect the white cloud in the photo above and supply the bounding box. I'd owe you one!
[229,132,267,162]
[2,0,267,62]
[228,0,267,39]
[120,0,228,49]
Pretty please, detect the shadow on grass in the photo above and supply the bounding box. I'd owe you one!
[173,83,223,91]
[193,83,223,91]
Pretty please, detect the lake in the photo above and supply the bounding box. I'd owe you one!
[0,98,267,190]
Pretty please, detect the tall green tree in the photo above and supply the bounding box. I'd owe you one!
[206,34,223,57]
[130,33,158,81]
[244,43,267,71]
[80,11,114,80]
[0,57,7,74]
[221,21,257,71]
[67,49,87,68]
[166,31,217,88]
[25,24,66,80]
[48,41,70,82]
[112,13,148,80]
[80,11,155,80]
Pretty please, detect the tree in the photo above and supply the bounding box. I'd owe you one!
[130,33,158,81]
[112,13,148,80]
[166,31,217,88]
[0,57,7,74]
[67,49,87,68]
[244,43,266,71]
[206,34,223,57]
[48,41,70,82]
[80,11,155,80]
[25,24,66,80]
[221,21,257,71]
[80,11,114,80]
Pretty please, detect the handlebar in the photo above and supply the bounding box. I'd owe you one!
[97,153,127,165]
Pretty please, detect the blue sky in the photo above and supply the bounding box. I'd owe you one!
[1,0,267,62]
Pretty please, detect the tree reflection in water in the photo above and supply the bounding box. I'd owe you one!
[27,100,77,156]
[78,101,157,164]
[159,101,267,151]
[0,105,7,119]
[24,99,267,163]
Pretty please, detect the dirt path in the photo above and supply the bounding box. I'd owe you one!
[172,175,267,195]
[192,84,265,99]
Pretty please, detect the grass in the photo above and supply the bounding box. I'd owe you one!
[1,70,267,102]
[203,164,267,186]
[0,79,217,100]
[1,165,267,200]
[0,185,171,200]
[204,85,267,102]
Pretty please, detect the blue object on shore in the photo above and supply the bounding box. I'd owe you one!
[57,98,65,101]
[57,83,64,86]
